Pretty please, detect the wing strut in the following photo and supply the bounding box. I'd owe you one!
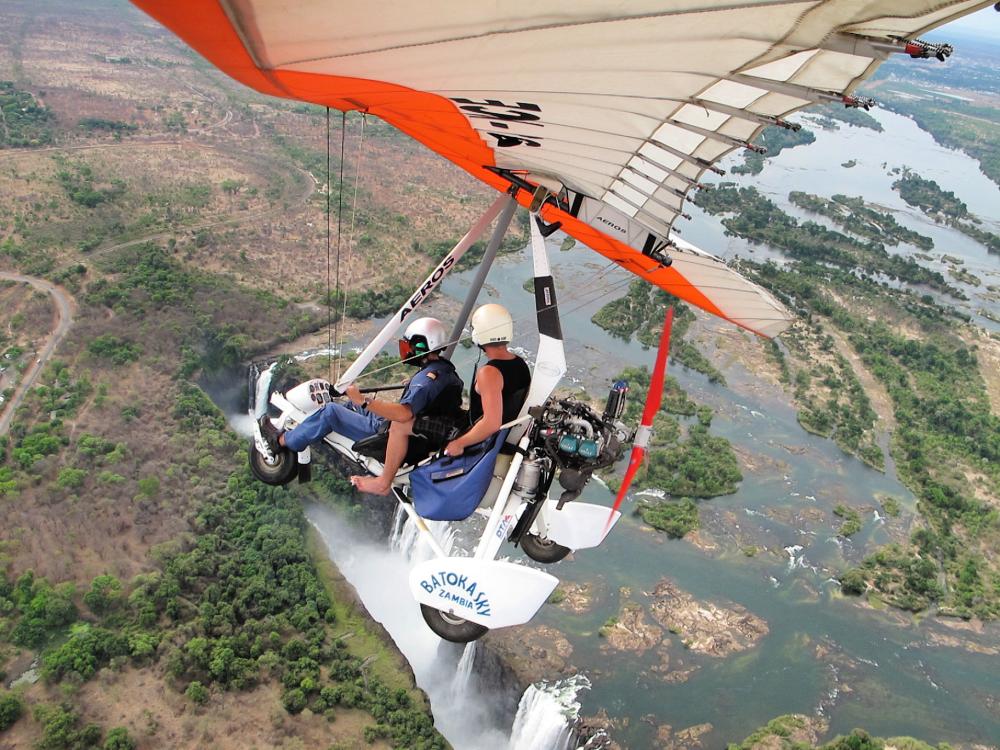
[444,195,517,359]
[605,306,674,530]
[334,194,509,391]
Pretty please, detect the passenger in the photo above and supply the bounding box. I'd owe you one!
[444,304,531,457]
[260,317,464,495]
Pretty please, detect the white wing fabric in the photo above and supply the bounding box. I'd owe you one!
[133,0,991,337]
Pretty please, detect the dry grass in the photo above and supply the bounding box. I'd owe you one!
[3,666,389,750]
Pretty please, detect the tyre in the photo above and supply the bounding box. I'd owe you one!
[420,604,489,643]
[520,532,571,564]
[248,440,299,486]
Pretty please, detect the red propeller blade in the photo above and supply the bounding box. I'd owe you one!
[605,306,674,530]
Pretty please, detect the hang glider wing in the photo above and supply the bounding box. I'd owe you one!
[132,0,991,337]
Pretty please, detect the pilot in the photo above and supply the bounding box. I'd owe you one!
[260,317,464,495]
[444,303,531,456]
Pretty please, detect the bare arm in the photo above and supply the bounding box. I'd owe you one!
[345,384,413,422]
[446,366,503,455]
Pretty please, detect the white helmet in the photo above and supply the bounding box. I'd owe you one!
[400,317,448,361]
[471,304,513,346]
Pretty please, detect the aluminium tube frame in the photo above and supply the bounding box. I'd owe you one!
[334,193,511,391]
[444,195,518,359]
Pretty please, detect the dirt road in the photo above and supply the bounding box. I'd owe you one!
[0,139,314,437]
[0,273,76,437]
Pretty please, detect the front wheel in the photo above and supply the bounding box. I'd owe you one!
[248,441,299,486]
[520,532,571,564]
[420,604,488,643]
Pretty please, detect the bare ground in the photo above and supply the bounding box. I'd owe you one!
[4,666,389,750]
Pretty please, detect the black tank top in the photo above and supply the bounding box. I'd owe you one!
[469,356,532,425]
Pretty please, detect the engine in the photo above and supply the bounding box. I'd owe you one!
[525,381,632,508]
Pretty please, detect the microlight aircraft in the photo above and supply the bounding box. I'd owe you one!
[133,0,990,641]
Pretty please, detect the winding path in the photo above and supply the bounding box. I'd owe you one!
[0,137,316,437]
[0,273,76,437]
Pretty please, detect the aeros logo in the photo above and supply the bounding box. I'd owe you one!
[399,256,456,321]
[596,215,627,235]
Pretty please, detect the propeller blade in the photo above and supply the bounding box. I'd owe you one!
[606,306,674,529]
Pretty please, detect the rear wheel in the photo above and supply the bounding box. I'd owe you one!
[420,604,488,643]
[520,532,571,564]
[248,441,299,486]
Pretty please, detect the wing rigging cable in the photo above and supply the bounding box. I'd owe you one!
[133,0,991,337]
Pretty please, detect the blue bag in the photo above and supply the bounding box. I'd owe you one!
[409,430,509,521]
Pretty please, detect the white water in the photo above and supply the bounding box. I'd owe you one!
[252,362,276,418]
[450,643,479,701]
[309,503,510,748]
[507,675,591,750]
[308,503,584,749]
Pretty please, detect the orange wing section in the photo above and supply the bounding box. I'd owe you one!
[132,0,757,333]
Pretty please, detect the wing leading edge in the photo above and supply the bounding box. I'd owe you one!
[132,0,991,337]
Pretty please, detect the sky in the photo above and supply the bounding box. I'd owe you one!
[940,6,1000,43]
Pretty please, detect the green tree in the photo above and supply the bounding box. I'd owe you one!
[0,691,24,730]
[185,681,209,705]
[56,467,87,490]
[282,687,307,714]
[33,703,102,750]
[84,575,123,615]
[840,568,867,596]
[87,334,140,365]
[103,727,136,750]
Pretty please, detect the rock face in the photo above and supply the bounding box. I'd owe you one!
[730,714,828,749]
[475,625,577,731]
[576,708,622,750]
[481,624,575,688]
[601,602,662,654]
[649,578,769,657]
[656,722,713,750]
[473,625,577,726]
[557,581,596,614]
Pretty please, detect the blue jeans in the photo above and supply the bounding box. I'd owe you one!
[283,402,385,452]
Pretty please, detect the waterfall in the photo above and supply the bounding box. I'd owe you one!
[308,504,510,749]
[251,361,276,419]
[309,501,581,750]
[391,505,457,564]
[389,503,408,549]
[449,642,478,700]
[507,675,591,750]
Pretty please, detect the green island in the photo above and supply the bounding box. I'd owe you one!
[690,169,1000,618]
[636,498,699,539]
[591,280,726,384]
[732,125,816,176]
[809,103,885,132]
[833,504,863,538]
[892,170,1000,255]
[788,192,934,251]
[729,103,882,176]
[605,360,741,538]
[727,714,953,750]
[588,287,743,536]
[872,59,1000,187]
[733,247,999,618]
[767,319,883,468]
[695,183,964,298]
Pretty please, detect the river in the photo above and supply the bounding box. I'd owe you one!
[234,105,1000,748]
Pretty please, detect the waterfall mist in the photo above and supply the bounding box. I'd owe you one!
[307,502,512,749]
[209,364,586,749]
